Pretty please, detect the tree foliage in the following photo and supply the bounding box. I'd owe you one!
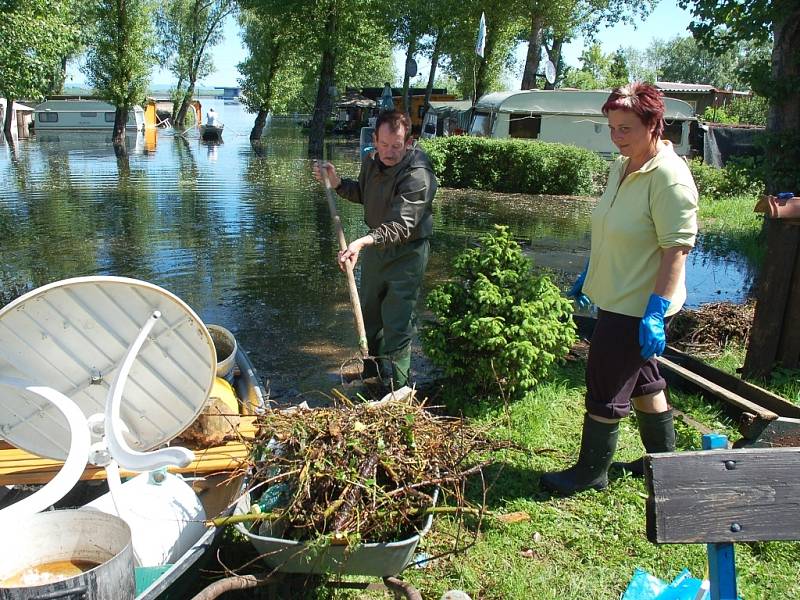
[156,0,235,127]
[421,225,576,403]
[0,0,79,133]
[82,0,157,142]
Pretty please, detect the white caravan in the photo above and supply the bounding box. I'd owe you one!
[469,89,696,159]
[34,99,145,131]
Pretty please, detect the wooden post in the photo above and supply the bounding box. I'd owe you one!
[743,219,800,378]
[701,434,737,600]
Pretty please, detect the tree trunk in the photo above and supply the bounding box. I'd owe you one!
[520,15,545,90]
[3,96,13,136]
[175,83,196,129]
[308,11,336,158]
[743,9,800,378]
[113,107,127,146]
[422,34,442,122]
[250,109,270,140]
[544,37,563,90]
[401,36,418,115]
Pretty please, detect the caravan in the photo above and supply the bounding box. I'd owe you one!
[34,98,145,131]
[468,90,696,159]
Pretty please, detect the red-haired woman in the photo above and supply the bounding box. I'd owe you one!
[542,83,698,495]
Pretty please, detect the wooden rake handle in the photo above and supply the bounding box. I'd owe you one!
[320,167,369,358]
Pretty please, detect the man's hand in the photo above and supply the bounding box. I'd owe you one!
[337,235,374,272]
[312,160,341,189]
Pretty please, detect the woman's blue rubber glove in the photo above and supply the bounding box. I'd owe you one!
[639,293,671,359]
[567,264,591,311]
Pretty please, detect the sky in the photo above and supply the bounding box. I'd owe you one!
[66,3,694,90]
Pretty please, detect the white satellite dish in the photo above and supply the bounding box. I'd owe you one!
[544,60,556,85]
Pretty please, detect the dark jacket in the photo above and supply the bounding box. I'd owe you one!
[335,144,437,246]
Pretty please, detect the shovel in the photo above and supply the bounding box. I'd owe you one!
[319,165,370,365]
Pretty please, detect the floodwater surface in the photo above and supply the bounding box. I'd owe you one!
[0,101,756,397]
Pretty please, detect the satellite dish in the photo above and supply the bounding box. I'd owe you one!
[544,60,556,85]
[406,58,418,78]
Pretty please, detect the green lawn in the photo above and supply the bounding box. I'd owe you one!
[217,357,799,599]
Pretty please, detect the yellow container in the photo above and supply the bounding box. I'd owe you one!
[210,377,240,415]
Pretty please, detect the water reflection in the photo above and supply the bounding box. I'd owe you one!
[0,102,757,395]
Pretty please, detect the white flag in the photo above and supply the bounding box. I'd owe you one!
[475,12,486,58]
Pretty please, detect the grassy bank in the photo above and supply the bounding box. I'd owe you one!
[697,194,765,266]
[366,360,799,599]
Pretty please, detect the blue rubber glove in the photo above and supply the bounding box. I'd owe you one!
[567,263,591,311]
[777,192,795,201]
[639,293,671,359]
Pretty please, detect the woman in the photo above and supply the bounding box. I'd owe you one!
[541,83,698,495]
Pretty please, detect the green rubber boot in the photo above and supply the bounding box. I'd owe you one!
[612,409,675,477]
[540,414,619,495]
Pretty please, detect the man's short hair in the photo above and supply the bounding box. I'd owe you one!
[375,110,412,141]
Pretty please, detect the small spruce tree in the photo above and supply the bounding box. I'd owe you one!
[422,225,576,403]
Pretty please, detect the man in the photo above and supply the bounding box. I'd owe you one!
[312,109,437,390]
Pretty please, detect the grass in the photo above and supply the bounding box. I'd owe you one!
[705,343,800,406]
[697,194,765,266]
[216,356,800,599]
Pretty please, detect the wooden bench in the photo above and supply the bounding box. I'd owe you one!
[646,434,800,598]
[0,417,257,486]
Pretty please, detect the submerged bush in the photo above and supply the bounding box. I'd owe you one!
[419,136,608,196]
[421,225,576,404]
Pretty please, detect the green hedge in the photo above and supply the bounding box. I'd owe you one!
[688,157,764,201]
[419,136,608,196]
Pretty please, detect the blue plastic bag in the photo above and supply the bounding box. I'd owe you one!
[622,568,709,600]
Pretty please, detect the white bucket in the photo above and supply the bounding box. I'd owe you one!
[207,324,238,383]
[83,472,207,567]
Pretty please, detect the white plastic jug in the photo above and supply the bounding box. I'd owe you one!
[84,472,206,567]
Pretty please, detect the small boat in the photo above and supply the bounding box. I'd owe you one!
[0,276,267,599]
[200,123,224,141]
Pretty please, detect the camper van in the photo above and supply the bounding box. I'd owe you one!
[34,99,145,131]
[468,90,696,159]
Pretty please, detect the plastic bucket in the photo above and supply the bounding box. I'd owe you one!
[0,509,135,600]
[207,324,237,383]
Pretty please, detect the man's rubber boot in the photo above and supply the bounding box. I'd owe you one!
[540,414,619,495]
[612,409,675,477]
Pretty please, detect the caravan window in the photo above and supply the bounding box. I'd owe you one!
[105,112,115,122]
[39,112,59,123]
[509,114,541,139]
[663,120,685,145]
[469,112,491,136]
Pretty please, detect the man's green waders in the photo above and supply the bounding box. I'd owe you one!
[359,238,429,388]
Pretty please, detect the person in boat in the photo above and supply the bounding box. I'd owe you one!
[541,82,698,496]
[312,109,438,391]
[206,107,219,127]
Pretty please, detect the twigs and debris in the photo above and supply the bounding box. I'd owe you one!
[670,302,755,356]
[240,394,511,544]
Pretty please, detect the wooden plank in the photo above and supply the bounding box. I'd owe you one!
[664,346,800,419]
[645,447,800,544]
[744,220,800,378]
[0,417,258,485]
[656,356,779,422]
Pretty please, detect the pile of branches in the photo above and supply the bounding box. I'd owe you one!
[244,394,508,543]
[670,301,755,355]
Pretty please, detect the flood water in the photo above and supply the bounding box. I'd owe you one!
[0,100,756,398]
